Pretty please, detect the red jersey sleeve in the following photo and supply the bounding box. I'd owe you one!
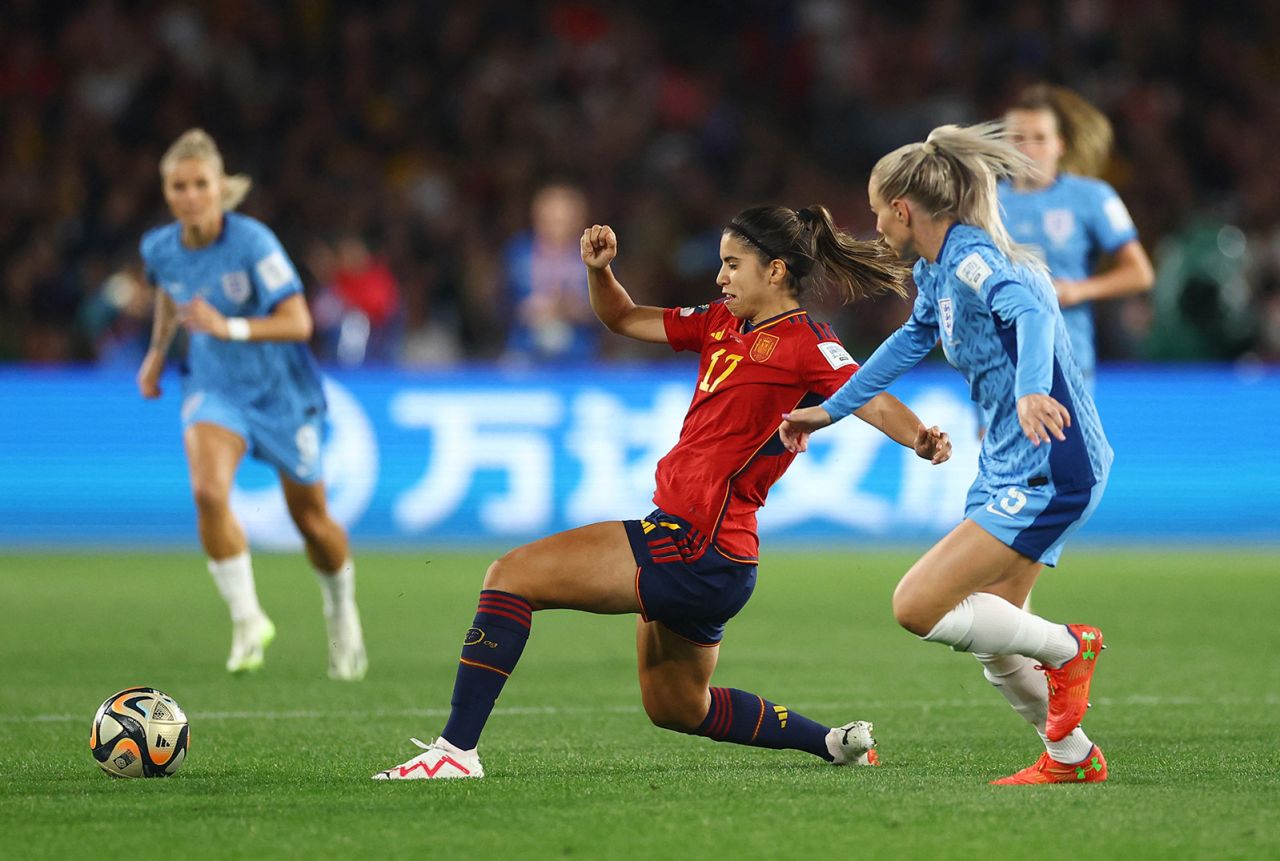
[800,334,862,397]
[663,302,719,353]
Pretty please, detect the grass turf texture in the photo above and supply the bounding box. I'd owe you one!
[1,550,1277,859]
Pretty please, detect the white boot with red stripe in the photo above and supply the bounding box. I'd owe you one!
[372,737,484,780]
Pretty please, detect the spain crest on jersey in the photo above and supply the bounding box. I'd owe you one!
[749,333,779,363]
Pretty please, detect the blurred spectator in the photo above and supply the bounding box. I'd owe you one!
[77,261,153,368]
[308,235,402,366]
[501,183,598,365]
[1,1,1279,365]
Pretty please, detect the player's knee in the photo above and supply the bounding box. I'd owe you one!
[481,549,522,593]
[481,545,548,609]
[289,506,331,542]
[640,689,704,733]
[891,586,936,637]
[190,480,230,515]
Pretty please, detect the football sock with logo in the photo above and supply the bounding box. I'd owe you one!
[440,589,532,751]
[922,591,1078,667]
[693,687,834,761]
[207,552,263,623]
[976,652,1095,763]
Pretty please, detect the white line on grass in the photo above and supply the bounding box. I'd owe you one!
[8,694,1278,724]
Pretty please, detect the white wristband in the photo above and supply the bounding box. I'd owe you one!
[226,318,251,341]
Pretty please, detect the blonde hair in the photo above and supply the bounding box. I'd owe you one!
[1011,84,1113,178]
[871,122,1044,270]
[160,128,252,210]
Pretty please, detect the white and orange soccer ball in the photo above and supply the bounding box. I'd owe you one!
[90,687,190,778]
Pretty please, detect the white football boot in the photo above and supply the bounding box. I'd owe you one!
[325,604,368,681]
[826,720,879,766]
[372,738,484,780]
[227,613,276,673]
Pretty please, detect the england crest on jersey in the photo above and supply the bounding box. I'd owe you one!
[222,271,252,304]
[1043,209,1075,247]
[939,297,954,339]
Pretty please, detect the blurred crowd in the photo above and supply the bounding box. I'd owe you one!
[3,0,1279,367]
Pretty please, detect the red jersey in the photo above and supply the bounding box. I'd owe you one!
[654,300,861,562]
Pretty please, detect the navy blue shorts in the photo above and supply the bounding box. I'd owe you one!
[623,508,757,647]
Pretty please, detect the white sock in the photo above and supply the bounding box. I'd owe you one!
[1041,726,1095,764]
[923,592,1078,666]
[207,552,263,623]
[975,652,1048,727]
[975,652,1095,764]
[314,558,355,617]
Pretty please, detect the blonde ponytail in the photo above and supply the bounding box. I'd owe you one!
[160,128,253,210]
[871,122,1045,270]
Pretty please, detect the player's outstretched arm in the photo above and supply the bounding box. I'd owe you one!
[581,224,668,344]
[853,393,952,464]
[181,293,313,342]
[137,289,180,399]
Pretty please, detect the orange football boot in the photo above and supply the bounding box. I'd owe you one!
[991,745,1107,785]
[1043,624,1104,742]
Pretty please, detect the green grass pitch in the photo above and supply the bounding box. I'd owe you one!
[1,549,1277,859]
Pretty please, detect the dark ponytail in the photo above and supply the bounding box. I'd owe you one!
[725,204,908,303]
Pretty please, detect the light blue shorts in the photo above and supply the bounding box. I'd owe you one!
[180,389,324,485]
[965,473,1107,566]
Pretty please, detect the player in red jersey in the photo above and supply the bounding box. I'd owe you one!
[374,205,952,780]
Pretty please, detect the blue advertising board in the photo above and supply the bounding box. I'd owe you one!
[1,364,1277,549]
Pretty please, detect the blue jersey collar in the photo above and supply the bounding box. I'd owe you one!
[932,221,962,264]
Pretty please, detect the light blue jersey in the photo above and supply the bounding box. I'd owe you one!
[824,224,1112,495]
[141,213,327,482]
[997,174,1138,377]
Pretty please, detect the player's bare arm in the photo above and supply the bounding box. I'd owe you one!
[137,288,181,399]
[853,393,952,464]
[781,399,949,463]
[1054,240,1154,308]
[581,224,668,344]
[182,293,314,342]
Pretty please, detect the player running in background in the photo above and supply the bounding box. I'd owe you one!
[136,129,367,680]
[374,204,952,779]
[782,124,1114,785]
[999,84,1154,390]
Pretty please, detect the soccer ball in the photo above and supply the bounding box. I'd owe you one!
[90,687,190,778]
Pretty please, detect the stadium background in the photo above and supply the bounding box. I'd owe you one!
[3,5,1279,858]
[2,0,1278,546]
